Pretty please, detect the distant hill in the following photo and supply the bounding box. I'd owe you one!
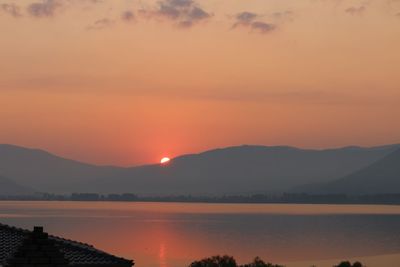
[0,144,121,193]
[90,144,400,195]
[300,148,400,194]
[1,144,399,196]
[0,176,33,196]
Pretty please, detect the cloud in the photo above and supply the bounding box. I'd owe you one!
[233,11,258,26]
[87,18,115,30]
[345,6,366,15]
[188,6,210,20]
[177,88,397,106]
[27,0,63,17]
[271,10,294,21]
[1,3,22,17]
[142,0,212,27]
[232,11,276,34]
[251,21,276,33]
[1,0,102,19]
[122,10,135,21]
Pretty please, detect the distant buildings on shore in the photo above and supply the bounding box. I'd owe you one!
[1,193,400,205]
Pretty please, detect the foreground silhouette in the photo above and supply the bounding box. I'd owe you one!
[189,255,283,267]
[334,261,364,267]
[188,256,364,267]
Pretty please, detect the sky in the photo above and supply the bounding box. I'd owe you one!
[0,0,399,166]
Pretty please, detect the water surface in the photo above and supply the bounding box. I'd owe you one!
[1,201,400,267]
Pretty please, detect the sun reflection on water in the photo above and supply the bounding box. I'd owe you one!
[159,243,167,267]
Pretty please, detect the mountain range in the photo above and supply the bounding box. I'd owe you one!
[0,143,399,196]
[0,176,33,196]
[303,148,400,194]
[0,144,120,193]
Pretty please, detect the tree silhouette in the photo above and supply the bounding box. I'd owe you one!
[241,257,284,267]
[189,255,237,267]
[334,261,364,267]
[188,255,284,267]
[189,255,364,267]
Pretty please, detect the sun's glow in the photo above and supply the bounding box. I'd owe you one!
[160,157,170,164]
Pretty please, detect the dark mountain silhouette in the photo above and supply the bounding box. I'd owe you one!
[0,176,33,196]
[0,144,121,193]
[90,144,400,195]
[301,148,400,194]
[1,143,399,195]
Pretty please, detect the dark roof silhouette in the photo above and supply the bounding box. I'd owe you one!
[0,223,134,267]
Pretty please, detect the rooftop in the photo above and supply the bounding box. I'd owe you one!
[0,223,134,267]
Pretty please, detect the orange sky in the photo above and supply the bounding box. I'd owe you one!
[0,0,399,166]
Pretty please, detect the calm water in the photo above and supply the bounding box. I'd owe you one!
[1,201,400,267]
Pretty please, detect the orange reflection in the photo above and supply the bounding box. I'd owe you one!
[2,202,400,267]
[159,243,167,267]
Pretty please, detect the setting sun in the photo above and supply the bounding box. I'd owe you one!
[160,157,170,164]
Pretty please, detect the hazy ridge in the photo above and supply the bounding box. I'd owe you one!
[302,148,400,194]
[1,143,399,196]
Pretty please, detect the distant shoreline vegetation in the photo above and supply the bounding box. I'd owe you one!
[188,255,364,267]
[1,193,400,205]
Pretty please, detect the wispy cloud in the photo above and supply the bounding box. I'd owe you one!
[141,0,212,28]
[233,11,258,27]
[251,21,276,33]
[0,3,22,17]
[345,6,366,15]
[121,10,135,22]
[27,0,63,18]
[178,89,397,106]
[232,11,276,34]
[87,18,115,30]
[271,10,294,21]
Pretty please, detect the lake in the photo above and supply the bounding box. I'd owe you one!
[1,201,400,267]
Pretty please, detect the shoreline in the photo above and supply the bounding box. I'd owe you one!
[1,199,400,206]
